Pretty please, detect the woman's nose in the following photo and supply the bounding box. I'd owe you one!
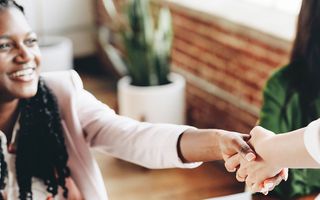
[14,44,33,63]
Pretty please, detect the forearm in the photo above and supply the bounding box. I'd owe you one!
[258,128,320,168]
[179,129,222,162]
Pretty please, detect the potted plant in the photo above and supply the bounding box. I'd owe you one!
[102,0,186,124]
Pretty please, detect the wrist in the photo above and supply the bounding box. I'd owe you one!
[177,133,187,163]
[214,129,226,158]
[207,129,224,160]
[180,129,222,162]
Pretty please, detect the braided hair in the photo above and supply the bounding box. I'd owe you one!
[16,78,71,199]
[0,1,71,199]
[0,0,23,13]
[0,138,7,200]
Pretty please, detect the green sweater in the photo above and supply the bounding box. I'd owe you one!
[259,64,320,199]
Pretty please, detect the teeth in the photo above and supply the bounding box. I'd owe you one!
[10,68,34,78]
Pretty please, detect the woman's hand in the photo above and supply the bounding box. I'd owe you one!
[217,130,256,164]
[225,126,288,194]
[179,129,256,163]
[236,154,287,194]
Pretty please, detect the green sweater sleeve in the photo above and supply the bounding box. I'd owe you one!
[259,66,320,198]
[259,68,288,133]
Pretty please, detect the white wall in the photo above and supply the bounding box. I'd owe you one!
[17,0,95,57]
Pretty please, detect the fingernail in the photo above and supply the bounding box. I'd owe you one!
[245,153,256,161]
[280,174,286,181]
[284,171,289,181]
[260,187,267,194]
[280,169,289,181]
[231,168,236,172]
[260,186,269,195]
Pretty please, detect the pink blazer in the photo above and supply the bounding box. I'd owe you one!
[42,70,201,199]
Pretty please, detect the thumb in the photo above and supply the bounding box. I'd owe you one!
[236,138,256,161]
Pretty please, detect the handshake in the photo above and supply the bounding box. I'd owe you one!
[220,126,288,195]
[181,121,320,196]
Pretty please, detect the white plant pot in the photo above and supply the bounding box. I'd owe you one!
[117,73,186,124]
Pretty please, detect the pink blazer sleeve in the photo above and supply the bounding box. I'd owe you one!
[65,70,201,169]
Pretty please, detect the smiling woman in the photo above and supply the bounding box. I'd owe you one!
[0,8,40,100]
[0,1,81,199]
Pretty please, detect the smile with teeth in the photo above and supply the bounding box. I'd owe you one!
[10,68,35,78]
[9,67,36,82]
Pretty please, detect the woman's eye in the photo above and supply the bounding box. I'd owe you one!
[25,38,38,46]
[0,43,12,50]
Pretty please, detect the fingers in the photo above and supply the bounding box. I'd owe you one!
[220,131,256,162]
[222,153,233,161]
[240,133,251,141]
[236,172,246,182]
[225,154,240,172]
[263,176,281,192]
[257,174,283,195]
[247,169,287,195]
[248,181,269,195]
[279,168,289,181]
[236,165,247,182]
[250,182,264,194]
[261,168,288,191]
[233,136,256,161]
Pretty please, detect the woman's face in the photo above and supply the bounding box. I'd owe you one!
[0,7,41,102]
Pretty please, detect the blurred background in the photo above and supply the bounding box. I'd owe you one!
[15,0,305,199]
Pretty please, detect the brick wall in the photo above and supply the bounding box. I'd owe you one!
[167,2,292,132]
[95,0,292,133]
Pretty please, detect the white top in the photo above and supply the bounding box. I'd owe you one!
[304,119,320,164]
[0,122,64,199]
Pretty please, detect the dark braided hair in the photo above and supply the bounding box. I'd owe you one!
[0,138,7,200]
[0,0,23,13]
[16,78,71,200]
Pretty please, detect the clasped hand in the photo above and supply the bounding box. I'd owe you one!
[223,127,288,195]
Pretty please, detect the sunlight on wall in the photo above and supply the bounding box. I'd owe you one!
[167,0,298,41]
[242,0,302,15]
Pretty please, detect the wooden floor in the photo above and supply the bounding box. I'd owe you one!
[78,71,315,200]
